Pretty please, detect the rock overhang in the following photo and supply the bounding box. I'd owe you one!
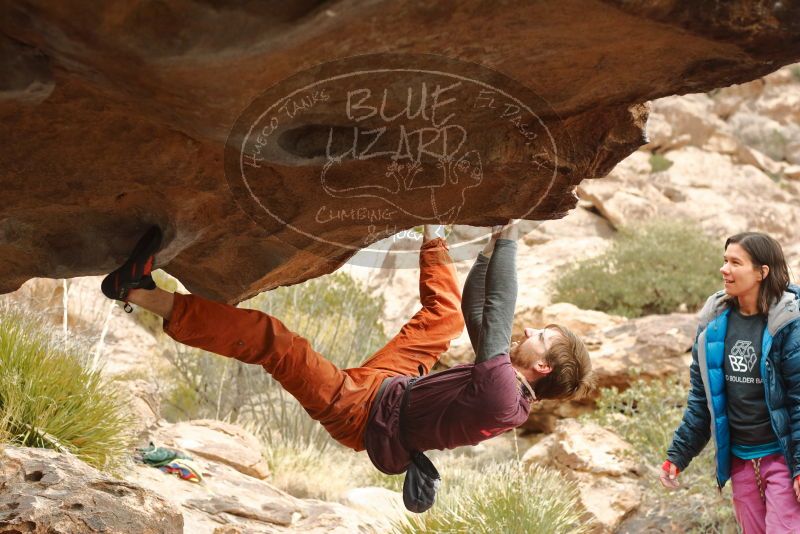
[1,0,799,301]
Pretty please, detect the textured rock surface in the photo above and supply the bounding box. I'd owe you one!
[150,419,270,480]
[127,444,389,533]
[2,1,800,300]
[0,446,183,534]
[0,437,389,534]
[523,419,643,533]
[581,141,800,239]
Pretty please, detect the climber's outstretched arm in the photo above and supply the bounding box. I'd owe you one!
[473,222,519,364]
[462,232,496,350]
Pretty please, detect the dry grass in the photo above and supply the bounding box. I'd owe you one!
[0,304,133,469]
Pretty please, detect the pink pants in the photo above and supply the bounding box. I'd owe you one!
[731,453,800,533]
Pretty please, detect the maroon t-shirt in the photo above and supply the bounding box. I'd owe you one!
[364,354,531,474]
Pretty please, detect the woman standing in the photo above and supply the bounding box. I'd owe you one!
[660,232,800,533]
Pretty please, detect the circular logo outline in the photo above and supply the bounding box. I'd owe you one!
[226,53,564,260]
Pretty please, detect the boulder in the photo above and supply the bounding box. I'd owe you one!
[703,131,742,155]
[784,164,800,181]
[0,446,183,534]
[119,379,162,440]
[540,302,627,338]
[733,144,784,176]
[577,150,670,229]
[579,145,800,243]
[2,1,800,300]
[658,147,800,241]
[588,313,696,390]
[128,451,387,533]
[727,110,800,162]
[710,63,800,124]
[710,78,765,119]
[523,419,643,533]
[644,94,729,152]
[788,141,800,166]
[149,419,270,480]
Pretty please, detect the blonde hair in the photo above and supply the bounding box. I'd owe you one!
[512,324,595,400]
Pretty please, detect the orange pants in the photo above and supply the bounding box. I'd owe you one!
[163,237,464,450]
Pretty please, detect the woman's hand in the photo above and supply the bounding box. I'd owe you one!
[659,460,680,490]
[794,476,800,502]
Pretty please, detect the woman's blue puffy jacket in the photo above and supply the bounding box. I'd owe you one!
[667,285,800,487]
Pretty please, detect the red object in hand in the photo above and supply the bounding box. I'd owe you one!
[662,460,680,475]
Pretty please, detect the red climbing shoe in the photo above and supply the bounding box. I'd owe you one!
[101,226,162,310]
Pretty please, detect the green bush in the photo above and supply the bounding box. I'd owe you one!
[649,153,674,173]
[758,130,789,162]
[583,377,737,533]
[553,220,721,317]
[394,461,589,534]
[161,271,389,452]
[765,170,783,183]
[0,305,133,468]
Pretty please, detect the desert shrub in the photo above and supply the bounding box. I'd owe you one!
[765,170,783,183]
[756,130,789,162]
[0,305,133,468]
[160,271,389,452]
[734,122,791,162]
[583,377,737,533]
[553,220,720,317]
[649,153,674,173]
[262,436,377,500]
[759,130,789,162]
[394,460,589,534]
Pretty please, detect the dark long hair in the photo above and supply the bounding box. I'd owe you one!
[725,232,790,315]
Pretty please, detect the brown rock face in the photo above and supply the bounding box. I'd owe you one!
[522,419,644,531]
[2,1,799,300]
[0,446,183,534]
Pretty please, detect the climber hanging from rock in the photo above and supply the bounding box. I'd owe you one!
[101,222,594,512]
